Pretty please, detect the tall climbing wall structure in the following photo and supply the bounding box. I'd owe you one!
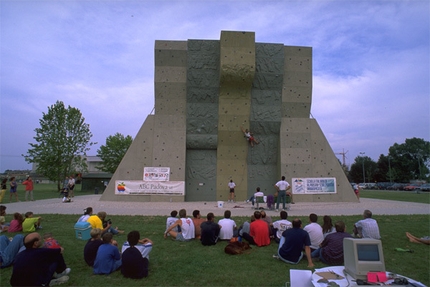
[101,31,357,203]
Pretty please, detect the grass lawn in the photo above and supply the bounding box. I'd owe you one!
[360,189,430,204]
[1,184,429,286]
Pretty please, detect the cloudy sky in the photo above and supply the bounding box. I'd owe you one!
[1,0,429,172]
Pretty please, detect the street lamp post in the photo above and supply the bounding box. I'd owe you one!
[360,152,366,184]
[388,156,392,183]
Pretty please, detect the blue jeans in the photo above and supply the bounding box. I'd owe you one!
[0,234,24,268]
[277,236,303,264]
[311,248,328,264]
[276,190,286,209]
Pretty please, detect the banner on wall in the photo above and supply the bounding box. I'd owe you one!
[292,178,336,194]
[143,167,170,181]
[115,180,184,195]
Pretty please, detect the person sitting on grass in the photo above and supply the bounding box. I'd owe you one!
[22,211,42,232]
[121,230,153,279]
[353,209,380,239]
[84,228,103,267]
[271,211,292,243]
[218,210,237,241]
[8,212,24,233]
[311,221,352,265]
[10,232,71,286]
[164,209,195,241]
[192,210,206,239]
[77,207,93,222]
[242,211,270,247]
[87,211,124,235]
[275,218,314,268]
[0,234,24,268]
[43,232,62,249]
[200,212,221,246]
[93,232,121,275]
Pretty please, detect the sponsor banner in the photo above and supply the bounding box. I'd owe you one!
[115,180,184,195]
[292,178,336,194]
[143,167,170,181]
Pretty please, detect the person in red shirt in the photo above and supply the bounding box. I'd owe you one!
[242,211,270,247]
[43,232,62,249]
[22,176,34,201]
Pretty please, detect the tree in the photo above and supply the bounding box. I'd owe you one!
[96,133,133,173]
[349,156,378,184]
[23,101,95,190]
[387,138,430,182]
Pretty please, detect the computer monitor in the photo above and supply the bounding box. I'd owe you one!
[343,238,386,280]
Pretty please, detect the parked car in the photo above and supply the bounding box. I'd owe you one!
[419,183,430,191]
[404,184,421,191]
[388,183,406,190]
[358,183,366,189]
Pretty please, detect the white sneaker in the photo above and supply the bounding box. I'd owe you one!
[53,268,71,279]
[275,209,279,212]
[50,275,69,286]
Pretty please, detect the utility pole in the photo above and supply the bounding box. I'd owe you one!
[360,152,366,184]
[335,149,349,166]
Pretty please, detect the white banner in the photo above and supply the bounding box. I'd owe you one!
[143,167,170,181]
[115,180,184,195]
[292,178,336,194]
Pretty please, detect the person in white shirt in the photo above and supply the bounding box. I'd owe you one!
[228,180,236,203]
[218,210,237,240]
[271,210,292,243]
[164,209,195,241]
[274,176,293,211]
[353,209,381,239]
[303,213,324,251]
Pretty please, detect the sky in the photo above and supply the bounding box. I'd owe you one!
[1,0,429,172]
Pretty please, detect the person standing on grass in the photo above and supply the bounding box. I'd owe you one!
[353,183,360,201]
[164,209,195,241]
[9,177,19,202]
[274,176,293,211]
[121,230,153,279]
[68,175,75,198]
[22,176,34,201]
[93,232,121,275]
[200,212,221,246]
[10,232,71,286]
[353,209,380,239]
[276,218,314,268]
[0,178,7,203]
[228,179,236,203]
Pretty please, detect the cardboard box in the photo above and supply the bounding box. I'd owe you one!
[74,222,91,240]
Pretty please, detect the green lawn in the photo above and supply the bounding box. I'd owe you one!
[1,213,429,286]
[1,185,429,286]
[360,189,430,204]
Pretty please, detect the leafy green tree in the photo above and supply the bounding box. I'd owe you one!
[23,101,95,190]
[388,137,430,182]
[96,133,133,173]
[349,156,377,184]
